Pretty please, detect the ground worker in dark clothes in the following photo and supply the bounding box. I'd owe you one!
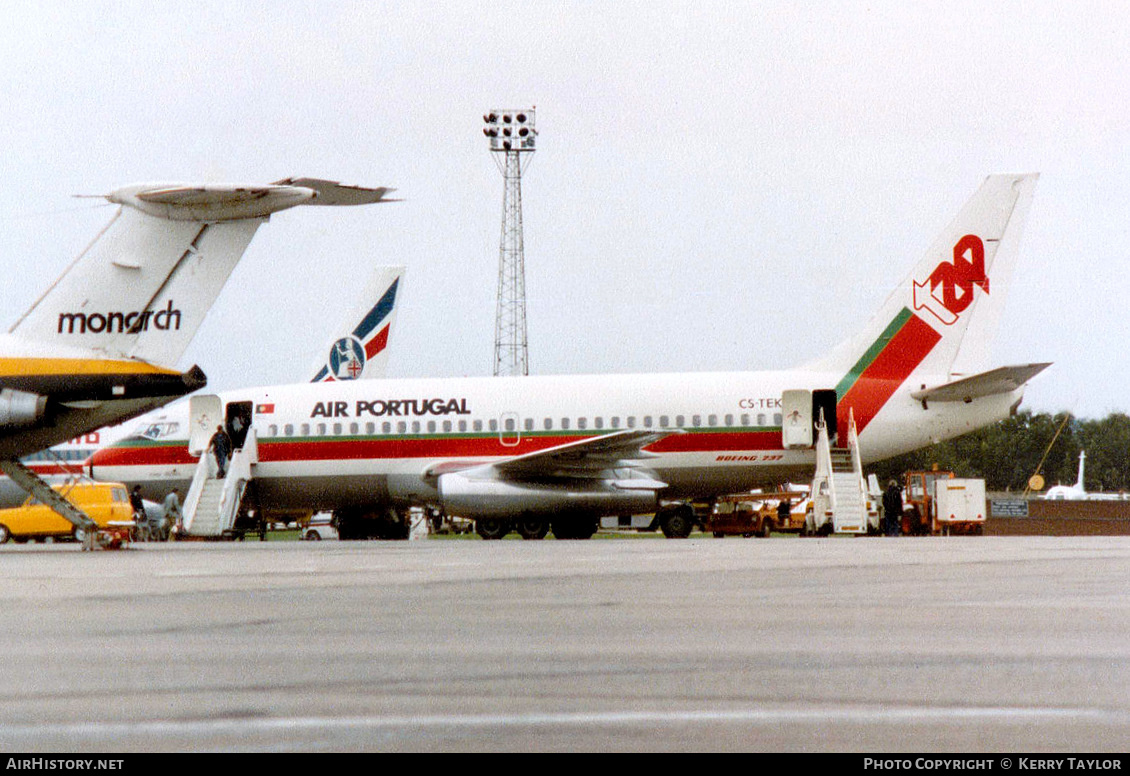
[209,425,231,478]
[883,479,903,536]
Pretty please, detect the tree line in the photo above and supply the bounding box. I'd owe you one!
[870,411,1130,495]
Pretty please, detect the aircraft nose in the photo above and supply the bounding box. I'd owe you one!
[86,447,110,479]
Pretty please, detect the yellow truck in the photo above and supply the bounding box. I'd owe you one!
[0,482,133,544]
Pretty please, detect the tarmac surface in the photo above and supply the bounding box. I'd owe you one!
[0,535,1128,752]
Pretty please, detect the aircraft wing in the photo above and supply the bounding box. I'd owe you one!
[911,363,1052,404]
[428,428,679,484]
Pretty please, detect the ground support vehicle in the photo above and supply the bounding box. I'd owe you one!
[902,470,986,536]
[0,482,133,545]
[302,514,338,541]
[706,491,809,537]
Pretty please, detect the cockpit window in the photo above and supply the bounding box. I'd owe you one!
[132,421,181,441]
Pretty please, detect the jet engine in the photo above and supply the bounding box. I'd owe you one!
[437,472,659,519]
[0,389,46,428]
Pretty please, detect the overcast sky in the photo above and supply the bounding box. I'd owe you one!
[0,1,1125,418]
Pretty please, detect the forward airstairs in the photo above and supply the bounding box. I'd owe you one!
[182,429,257,538]
[807,410,870,535]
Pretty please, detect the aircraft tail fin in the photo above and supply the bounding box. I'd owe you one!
[807,173,1039,432]
[10,180,394,367]
[310,266,405,382]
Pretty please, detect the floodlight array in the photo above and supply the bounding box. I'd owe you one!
[483,109,537,151]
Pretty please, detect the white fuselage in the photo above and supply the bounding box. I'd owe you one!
[90,368,1022,514]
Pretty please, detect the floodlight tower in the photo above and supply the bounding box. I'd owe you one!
[483,108,537,376]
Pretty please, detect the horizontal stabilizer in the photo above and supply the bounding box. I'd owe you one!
[108,180,395,222]
[272,178,399,206]
[911,363,1051,404]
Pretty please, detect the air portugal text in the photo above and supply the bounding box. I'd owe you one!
[310,398,471,419]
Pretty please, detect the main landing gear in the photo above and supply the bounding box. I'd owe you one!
[474,513,597,541]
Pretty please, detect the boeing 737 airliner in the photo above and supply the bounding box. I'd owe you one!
[90,174,1048,541]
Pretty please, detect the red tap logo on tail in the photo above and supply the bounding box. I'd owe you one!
[913,234,989,326]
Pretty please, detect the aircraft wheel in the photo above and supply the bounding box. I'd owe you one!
[572,517,597,540]
[552,516,597,540]
[476,518,509,540]
[515,517,549,541]
[659,507,693,539]
[73,526,88,544]
[551,520,574,539]
[760,520,773,538]
[304,531,321,541]
[0,524,9,544]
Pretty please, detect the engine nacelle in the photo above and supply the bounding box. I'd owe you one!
[0,389,46,428]
[437,472,658,519]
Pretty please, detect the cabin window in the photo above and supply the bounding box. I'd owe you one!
[284,424,294,437]
[443,420,452,433]
[708,414,717,426]
[473,420,483,432]
[524,417,534,432]
[316,423,327,436]
[489,419,498,432]
[627,416,636,429]
[692,414,701,427]
[577,417,587,430]
[675,415,684,427]
[594,417,604,430]
[459,420,468,432]
[333,423,342,435]
[381,422,391,434]
[412,421,421,434]
[561,418,570,430]
[397,421,407,434]
[643,415,653,428]
[773,413,782,426]
[543,418,552,431]
[741,413,750,426]
[504,418,515,432]
[611,416,620,429]
[427,421,436,433]
[301,423,310,436]
[757,413,766,426]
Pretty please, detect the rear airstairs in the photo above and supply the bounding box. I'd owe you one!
[182,430,256,538]
[807,410,872,535]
